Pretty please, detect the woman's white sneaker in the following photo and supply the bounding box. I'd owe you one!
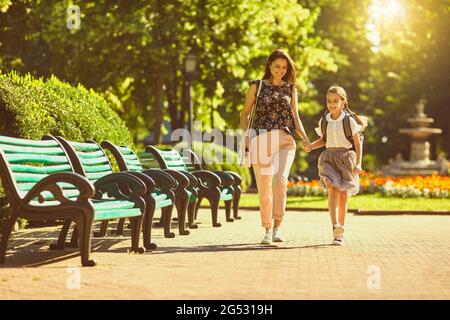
[261,232,272,245]
[272,228,285,242]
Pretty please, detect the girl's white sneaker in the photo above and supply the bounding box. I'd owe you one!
[333,224,344,239]
[333,235,345,246]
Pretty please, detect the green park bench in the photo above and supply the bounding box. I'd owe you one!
[141,146,236,228]
[0,135,147,267]
[182,149,242,221]
[101,140,196,236]
[52,136,176,250]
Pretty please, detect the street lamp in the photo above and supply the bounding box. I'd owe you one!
[184,51,197,143]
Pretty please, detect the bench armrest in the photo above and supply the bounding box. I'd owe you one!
[123,171,156,194]
[23,172,95,204]
[93,172,146,201]
[160,169,190,191]
[211,171,234,187]
[190,170,221,189]
[141,169,176,192]
[225,171,242,185]
[177,170,198,188]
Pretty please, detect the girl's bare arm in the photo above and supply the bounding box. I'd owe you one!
[307,137,325,152]
[353,133,363,170]
[352,133,363,174]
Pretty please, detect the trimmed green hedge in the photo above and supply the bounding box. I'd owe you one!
[0,71,134,229]
[0,71,133,144]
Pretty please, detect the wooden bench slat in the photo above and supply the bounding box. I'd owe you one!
[70,141,100,151]
[10,164,72,174]
[13,172,48,182]
[122,154,138,160]
[83,164,112,173]
[86,171,111,181]
[162,154,182,161]
[165,159,185,167]
[5,154,69,164]
[0,144,65,155]
[117,146,134,155]
[165,165,186,171]
[17,182,79,192]
[80,156,109,166]
[0,136,59,147]
[77,150,106,159]
[124,159,142,166]
[159,149,179,155]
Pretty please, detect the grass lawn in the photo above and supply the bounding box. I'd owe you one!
[238,193,450,211]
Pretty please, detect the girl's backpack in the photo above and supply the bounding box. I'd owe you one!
[320,112,364,150]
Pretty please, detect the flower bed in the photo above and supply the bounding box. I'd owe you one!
[288,173,450,199]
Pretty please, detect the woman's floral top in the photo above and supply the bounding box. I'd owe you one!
[250,80,296,138]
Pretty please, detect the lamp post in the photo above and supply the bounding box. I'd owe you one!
[184,51,197,144]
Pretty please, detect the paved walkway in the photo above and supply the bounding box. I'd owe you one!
[1,209,449,299]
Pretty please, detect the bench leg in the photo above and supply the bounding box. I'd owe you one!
[49,219,72,250]
[75,209,96,267]
[93,221,109,237]
[69,226,79,248]
[225,200,234,222]
[175,194,189,236]
[162,206,175,238]
[0,211,18,264]
[143,199,157,250]
[187,200,198,229]
[112,218,126,236]
[194,197,202,220]
[206,191,221,227]
[130,216,145,254]
[233,185,242,220]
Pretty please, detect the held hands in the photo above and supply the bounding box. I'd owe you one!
[353,165,363,174]
[301,139,312,152]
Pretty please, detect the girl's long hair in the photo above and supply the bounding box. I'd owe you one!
[262,49,297,85]
[327,85,368,129]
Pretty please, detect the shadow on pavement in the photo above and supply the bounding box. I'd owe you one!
[149,242,334,255]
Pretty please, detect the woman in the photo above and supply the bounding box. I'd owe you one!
[241,49,310,244]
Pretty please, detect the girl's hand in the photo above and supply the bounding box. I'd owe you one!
[303,141,312,152]
[353,165,363,174]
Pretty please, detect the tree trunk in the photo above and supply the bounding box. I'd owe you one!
[153,77,164,144]
[167,67,182,130]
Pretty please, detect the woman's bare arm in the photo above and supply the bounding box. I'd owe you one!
[290,86,310,144]
[240,83,257,131]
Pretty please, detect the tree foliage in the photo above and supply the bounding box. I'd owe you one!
[0,0,448,176]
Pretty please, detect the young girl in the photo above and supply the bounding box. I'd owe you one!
[305,85,367,245]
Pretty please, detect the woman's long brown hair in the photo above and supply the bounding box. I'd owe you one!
[262,49,297,85]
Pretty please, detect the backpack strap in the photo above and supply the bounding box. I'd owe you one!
[342,114,354,145]
[320,116,328,143]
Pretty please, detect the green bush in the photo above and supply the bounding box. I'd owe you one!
[0,71,134,230]
[0,71,133,144]
[153,141,252,192]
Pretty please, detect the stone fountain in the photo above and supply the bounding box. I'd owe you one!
[382,100,448,176]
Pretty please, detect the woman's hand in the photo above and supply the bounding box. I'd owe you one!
[353,165,363,174]
[302,139,312,152]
